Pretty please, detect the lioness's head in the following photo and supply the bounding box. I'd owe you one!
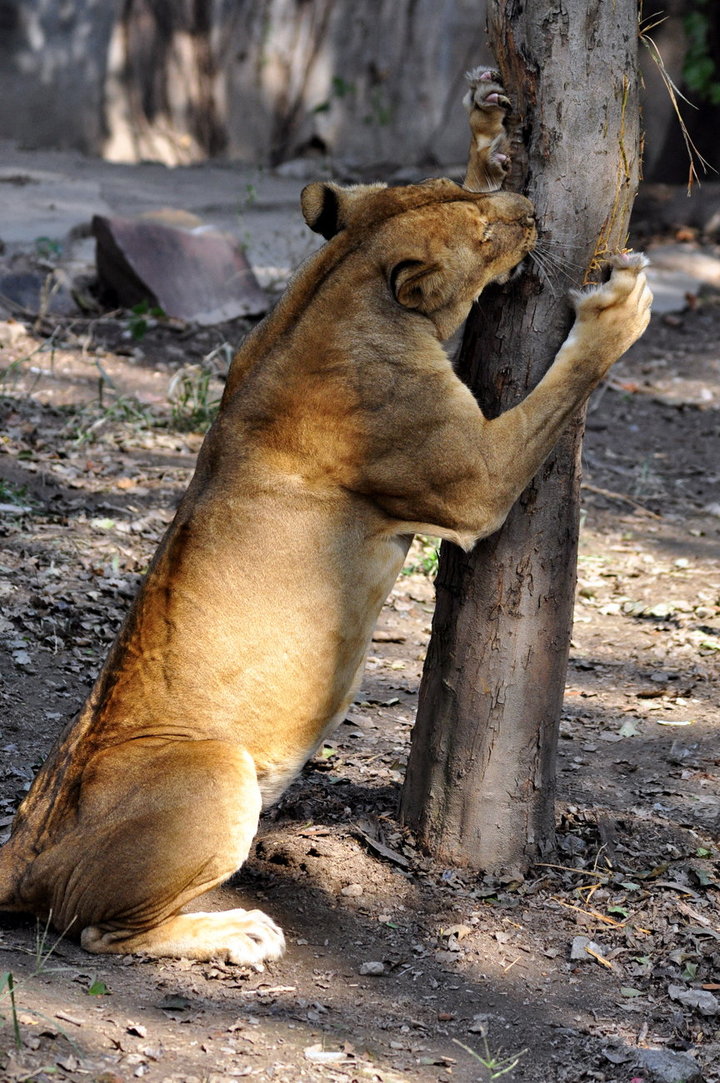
[301,178,536,339]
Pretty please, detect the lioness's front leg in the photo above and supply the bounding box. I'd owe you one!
[464,253,653,535]
[369,254,651,547]
[463,67,512,192]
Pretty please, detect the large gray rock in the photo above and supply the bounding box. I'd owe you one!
[92,214,268,326]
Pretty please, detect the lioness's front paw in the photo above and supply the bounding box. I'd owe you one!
[571,252,651,315]
[570,252,653,363]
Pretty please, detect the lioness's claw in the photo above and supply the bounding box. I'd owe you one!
[570,250,652,349]
[606,251,649,273]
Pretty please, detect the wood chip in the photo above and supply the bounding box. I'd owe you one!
[55,1011,83,1026]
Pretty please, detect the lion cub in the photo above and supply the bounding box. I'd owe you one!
[0,71,651,963]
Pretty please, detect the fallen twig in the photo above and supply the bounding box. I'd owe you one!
[581,482,662,518]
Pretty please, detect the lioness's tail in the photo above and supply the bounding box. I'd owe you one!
[0,840,24,913]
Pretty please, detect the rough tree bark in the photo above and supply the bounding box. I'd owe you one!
[400,0,642,875]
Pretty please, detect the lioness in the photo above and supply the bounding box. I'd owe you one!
[0,71,651,964]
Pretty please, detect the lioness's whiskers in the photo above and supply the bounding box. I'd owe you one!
[539,242,586,250]
[538,237,588,251]
[528,250,560,294]
[538,240,584,264]
[532,241,584,280]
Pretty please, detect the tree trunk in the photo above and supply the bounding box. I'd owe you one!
[400,0,641,876]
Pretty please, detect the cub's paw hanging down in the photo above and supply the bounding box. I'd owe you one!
[463,66,513,191]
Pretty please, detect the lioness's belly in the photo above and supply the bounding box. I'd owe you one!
[84,486,410,800]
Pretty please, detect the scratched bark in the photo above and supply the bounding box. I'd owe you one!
[400,0,641,873]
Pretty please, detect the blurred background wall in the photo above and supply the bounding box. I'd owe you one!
[0,0,718,180]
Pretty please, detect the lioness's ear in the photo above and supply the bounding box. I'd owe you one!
[301,182,342,239]
[301,181,388,239]
[391,259,449,313]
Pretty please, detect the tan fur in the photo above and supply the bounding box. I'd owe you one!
[0,74,651,963]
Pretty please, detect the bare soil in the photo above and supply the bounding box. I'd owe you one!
[0,286,719,1082]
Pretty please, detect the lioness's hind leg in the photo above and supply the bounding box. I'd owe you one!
[463,66,512,192]
[82,907,285,965]
[41,739,284,964]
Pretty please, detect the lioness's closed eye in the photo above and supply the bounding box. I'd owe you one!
[0,70,651,964]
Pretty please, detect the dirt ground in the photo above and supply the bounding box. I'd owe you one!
[1,240,719,1083]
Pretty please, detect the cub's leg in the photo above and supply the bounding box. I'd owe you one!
[25,740,284,964]
[463,66,512,192]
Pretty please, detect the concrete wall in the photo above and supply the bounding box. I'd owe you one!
[0,0,121,153]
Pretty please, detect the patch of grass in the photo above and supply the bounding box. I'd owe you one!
[126,300,165,342]
[0,915,76,1049]
[0,970,21,1049]
[69,395,158,445]
[402,536,440,578]
[168,365,221,432]
[34,236,62,261]
[0,479,30,507]
[453,1037,527,1080]
[0,327,61,390]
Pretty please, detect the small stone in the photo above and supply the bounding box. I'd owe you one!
[668,983,719,1016]
[570,935,590,959]
[341,883,364,897]
[603,1046,629,1065]
[649,602,675,619]
[468,1013,491,1035]
[0,319,26,346]
[359,961,385,976]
